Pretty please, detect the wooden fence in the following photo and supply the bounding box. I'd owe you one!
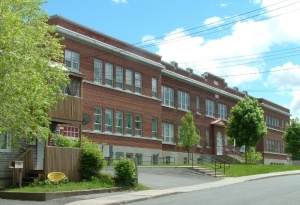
[44,146,82,182]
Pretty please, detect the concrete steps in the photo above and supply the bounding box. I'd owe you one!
[189,166,225,178]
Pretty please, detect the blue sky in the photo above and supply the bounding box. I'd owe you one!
[43,0,300,118]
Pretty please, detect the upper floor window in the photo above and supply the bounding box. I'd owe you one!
[105,63,113,87]
[266,115,280,130]
[94,107,102,132]
[64,77,81,97]
[152,117,158,138]
[94,59,102,84]
[162,123,174,144]
[135,72,142,94]
[178,91,190,110]
[126,113,133,135]
[152,78,157,98]
[116,66,123,89]
[126,69,133,91]
[135,114,142,136]
[65,50,79,72]
[0,133,10,152]
[115,111,123,134]
[105,109,113,133]
[206,99,215,118]
[196,96,200,114]
[62,125,79,138]
[161,86,174,107]
[218,103,227,120]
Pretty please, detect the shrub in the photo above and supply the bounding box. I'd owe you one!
[241,147,263,164]
[79,137,106,180]
[114,157,137,188]
[51,134,77,148]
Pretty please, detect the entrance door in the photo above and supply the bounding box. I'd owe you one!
[36,139,45,170]
[216,131,223,155]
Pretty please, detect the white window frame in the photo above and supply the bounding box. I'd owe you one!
[178,90,190,111]
[105,63,113,87]
[126,113,133,135]
[94,107,102,132]
[161,86,174,107]
[162,123,174,144]
[105,109,113,133]
[135,72,142,94]
[152,78,158,98]
[0,133,10,152]
[135,114,142,136]
[94,59,102,84]
[116,66,123,89]
[126,69,133,91]
[196,96,200,114]
[206,99,215,118]
[152,117,158,138]
[115,111,123,134]
[65,50,80,72]
[218,103,227,120]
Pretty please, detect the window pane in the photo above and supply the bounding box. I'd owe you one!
[126,113,133,135]
[94,59,102,84]
[105,109,113,132]
[135,72,142,94]
[152,78,157,98]
[152,118,158,138]
[105,63,113,87]
[116,66,123,89]
[116,111,123,134]
[126,69,132,91]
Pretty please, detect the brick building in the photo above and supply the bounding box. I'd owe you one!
[48,15,291,165]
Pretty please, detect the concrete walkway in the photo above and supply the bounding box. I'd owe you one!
[65,170,300,205]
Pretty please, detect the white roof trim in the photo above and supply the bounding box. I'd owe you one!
[162,69,243,101]
[259,103,291,117]
[56,26,165,70]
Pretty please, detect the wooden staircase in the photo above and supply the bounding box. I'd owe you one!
[22,170,44,186]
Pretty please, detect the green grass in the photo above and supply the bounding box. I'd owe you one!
[224,164,300,177]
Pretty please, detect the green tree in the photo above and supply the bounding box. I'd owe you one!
[283,118,300,159]
[0,0,69,142]
[178,112,200,164]
[226,96,267,164]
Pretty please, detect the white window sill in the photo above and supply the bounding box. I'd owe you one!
[206,115,216,119]
[162,105,176,109]
[162,142,176,145]
[196,112,201,115]
[177,108,190,112]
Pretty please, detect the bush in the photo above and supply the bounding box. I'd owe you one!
[79,137,106,180]
[51,134,77,148]
[241,147,263,164]
[114,157,137,188]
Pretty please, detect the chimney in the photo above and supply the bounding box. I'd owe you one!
[233,87,238,92]
[170,61,178,69]
[186,68,193,74]
[243,91,248,96]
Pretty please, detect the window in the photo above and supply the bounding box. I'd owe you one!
[62,125,79,138]
[162,123,174,143]
[206,99,215,117]
[206,130,210,148]
[65,50,80,72]
[116,152,124,160]
[126,113,133,135]
[0,133,10,152]
[64,77,81,97]
[105,109,113,133]
[196,96,200,114]
[105,63,113,87]
[152,78,157,98]
[266,115,280,130]
[152,118,158,138]
[135,115,142,136]
[94,107,102,131]
[152,154,159,164]
[178,91,190,110]
[94,59,102,84]
[135,72,142,94]
[116,66,123,89]
[126,69,133,91]
[197,128,201,147]
[218,103,227,120]
[161,86,174,107]
[267,139,281,154]
[115,111,123,134]
[136,153,143,165]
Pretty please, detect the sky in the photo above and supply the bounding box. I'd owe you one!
[43,0,300,118]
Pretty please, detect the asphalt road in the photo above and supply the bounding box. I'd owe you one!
[128,175,300,205]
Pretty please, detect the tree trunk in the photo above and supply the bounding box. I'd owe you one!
[187,151,190,164]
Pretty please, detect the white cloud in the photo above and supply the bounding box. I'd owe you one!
[204,16,223,26]
[112,0,127,4]
[220,3,227,7]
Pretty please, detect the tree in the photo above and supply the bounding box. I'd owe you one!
[178,112,200,164]
[283,118,300,159]
[226,96,267,164]
[0,0,69,142]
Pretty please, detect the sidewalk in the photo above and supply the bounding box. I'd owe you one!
[65,170,300,205]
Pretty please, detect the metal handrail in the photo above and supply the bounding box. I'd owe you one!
[197,152,231,176]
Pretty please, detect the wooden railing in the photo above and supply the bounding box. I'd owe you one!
[48,95,83,123]
[13,148,32,185]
